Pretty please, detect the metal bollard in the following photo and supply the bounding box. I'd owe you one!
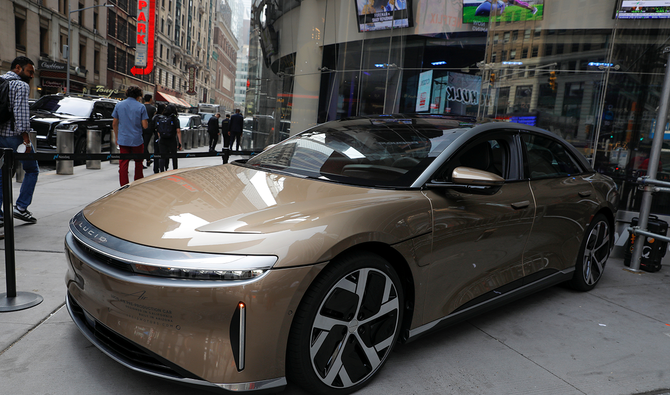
[56,129,74,175]
[86,129,101,169]
[183,129,191,150]
[110,140,119,164]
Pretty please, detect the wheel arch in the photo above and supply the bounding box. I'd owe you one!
[320,241,416,342]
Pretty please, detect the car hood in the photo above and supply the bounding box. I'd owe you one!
[83,164,432,267]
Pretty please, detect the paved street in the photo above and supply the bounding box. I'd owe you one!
[1,146,669,395]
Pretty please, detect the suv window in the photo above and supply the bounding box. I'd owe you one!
[93,102,114,118]
[522,133,583,179]
[32,96,94,117]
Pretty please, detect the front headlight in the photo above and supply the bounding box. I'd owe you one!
[55,123,79,132]
[68,211,277,281]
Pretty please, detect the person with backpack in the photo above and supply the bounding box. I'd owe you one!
[155,104,182,172]
[0,56,40,238]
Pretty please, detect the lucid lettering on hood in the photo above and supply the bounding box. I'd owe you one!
[445,87,479,105]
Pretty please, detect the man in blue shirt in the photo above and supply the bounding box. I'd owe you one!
[112,86,148,186]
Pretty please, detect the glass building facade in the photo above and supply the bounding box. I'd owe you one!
[246,0,670,232]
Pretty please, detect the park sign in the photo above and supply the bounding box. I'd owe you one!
[131,0,155,75]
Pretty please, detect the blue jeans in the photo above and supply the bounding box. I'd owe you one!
[0,135,39,210]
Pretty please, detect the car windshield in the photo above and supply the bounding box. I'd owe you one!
[178,116,191,128]
[244,116,474,187]
[31,96,94,117]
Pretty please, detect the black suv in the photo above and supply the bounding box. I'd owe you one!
[30,94,119,154]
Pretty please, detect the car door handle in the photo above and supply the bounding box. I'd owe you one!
[578,191,592,197]
[511,201,530,209]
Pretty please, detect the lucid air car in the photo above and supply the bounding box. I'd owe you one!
[65,114,618,394]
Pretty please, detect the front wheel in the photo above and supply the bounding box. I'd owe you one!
[287,252,404,395]
[569,214,611,291]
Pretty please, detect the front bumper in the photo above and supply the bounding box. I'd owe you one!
[64,213,325,392]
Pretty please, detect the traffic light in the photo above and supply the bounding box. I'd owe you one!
[549,71,557,91]
[490,72,496,84]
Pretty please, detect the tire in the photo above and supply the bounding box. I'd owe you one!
[287,252,404,395]
[569,214,611,291]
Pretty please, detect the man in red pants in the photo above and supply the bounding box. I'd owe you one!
[112,86,149,186]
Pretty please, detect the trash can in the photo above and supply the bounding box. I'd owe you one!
[624,215,668,272]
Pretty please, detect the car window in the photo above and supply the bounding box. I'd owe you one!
[93,102,114,118]
[433,137,512,182]
[522,133,584,179]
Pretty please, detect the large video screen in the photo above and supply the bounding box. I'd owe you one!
[463,0,544,23]
[616,1,670,19]
[355,0,412,32]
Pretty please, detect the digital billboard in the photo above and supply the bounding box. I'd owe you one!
[615,1,670,19]
[463,0,544,23]
[355,0,412,32]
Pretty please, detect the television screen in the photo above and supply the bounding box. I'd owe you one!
[463,0,544,23]
[616,1,670,19]
[355,0,412,32]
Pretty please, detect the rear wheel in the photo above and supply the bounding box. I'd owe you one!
[570,214,611,291]
[287,252,403,395]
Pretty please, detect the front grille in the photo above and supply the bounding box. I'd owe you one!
[72,236,133,273]
[67,293,199,380]
[31,121,52,137]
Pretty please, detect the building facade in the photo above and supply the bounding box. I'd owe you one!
[245,0,670,230]
[212,0,238,112]
[1,0,111,98]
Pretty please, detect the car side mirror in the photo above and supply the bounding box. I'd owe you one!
[426,166,504,194]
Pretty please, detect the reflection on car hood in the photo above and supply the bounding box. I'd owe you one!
[83,164,431,266]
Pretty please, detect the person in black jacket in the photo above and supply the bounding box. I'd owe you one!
[228,109,244,151]
[142,94,156,168]
[207,113,221,152]
[155,104,183,172]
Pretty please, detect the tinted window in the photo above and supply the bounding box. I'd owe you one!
[434,136,514,182]
[244,116,475,188]
[522,133,583,179]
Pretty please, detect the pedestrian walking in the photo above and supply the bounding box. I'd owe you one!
[229,109,244,151]
[221,113,231,150]
[142,94,157,168]
[152,102,165,173]
[112,86,148,186]
[0,56,39,238]
[208,113,221,152]
[155,104,182,172]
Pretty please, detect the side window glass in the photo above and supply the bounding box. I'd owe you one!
[434,138,511,181]
[522,134,583,179]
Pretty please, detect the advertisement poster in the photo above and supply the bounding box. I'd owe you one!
[355,0,412,32]
[462,0,544,23]
[431,72,480,116]
[416,70,433,112]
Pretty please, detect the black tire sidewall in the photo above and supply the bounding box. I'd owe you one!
[570,213,610,291]
[287,252,404,395]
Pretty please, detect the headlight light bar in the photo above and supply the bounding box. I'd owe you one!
[69,211,277,281]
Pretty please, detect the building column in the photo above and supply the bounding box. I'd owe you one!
[290,0,325,135]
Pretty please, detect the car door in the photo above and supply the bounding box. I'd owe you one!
[520,131,599,279]
[94,102,115,150]
[421,130,536,323]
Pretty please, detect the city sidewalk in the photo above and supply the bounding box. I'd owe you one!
[0,149,669,395]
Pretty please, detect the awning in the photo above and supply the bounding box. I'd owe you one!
[156,91,190,107]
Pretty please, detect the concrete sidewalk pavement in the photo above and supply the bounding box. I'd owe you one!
[1,151,670,395]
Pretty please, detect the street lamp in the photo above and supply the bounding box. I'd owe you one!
[66,3,114,95]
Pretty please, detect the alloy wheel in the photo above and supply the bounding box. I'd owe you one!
[309,267,400,389]
[582,219,610,286]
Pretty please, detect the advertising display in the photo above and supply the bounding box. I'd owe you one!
[615,1,670,19]
[416,70,433,112]
[430,72,480,116]
[462,0,544,23]
[355,0,412,32]
[131,0,155,75]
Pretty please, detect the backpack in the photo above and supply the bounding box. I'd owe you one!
[155,115,175,139]
[0,78,14,125]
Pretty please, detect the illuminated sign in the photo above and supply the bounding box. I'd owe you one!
[416,70,433,112]
[131,0,155,75]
